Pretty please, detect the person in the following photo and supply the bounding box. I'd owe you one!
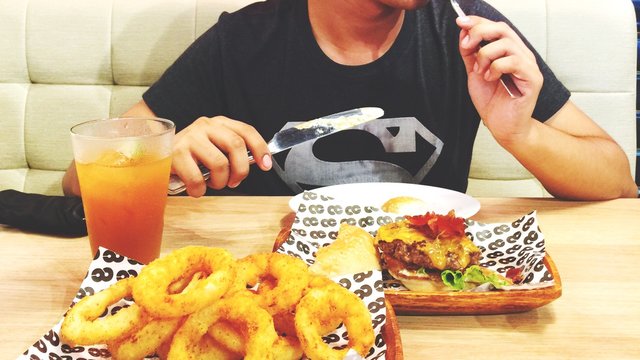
[62,0,638,200]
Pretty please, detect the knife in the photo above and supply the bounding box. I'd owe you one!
[167,107,385,195]
[449,0,522,98]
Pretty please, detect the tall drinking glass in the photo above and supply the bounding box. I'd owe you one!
[70,117,175,264]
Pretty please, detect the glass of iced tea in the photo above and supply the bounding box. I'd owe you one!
[70,117,175,264]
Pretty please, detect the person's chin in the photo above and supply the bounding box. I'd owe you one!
[378,0,430,10]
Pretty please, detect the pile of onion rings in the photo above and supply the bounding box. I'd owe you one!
[60,246,375,359]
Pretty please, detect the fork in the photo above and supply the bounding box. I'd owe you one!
[449,0,522,98]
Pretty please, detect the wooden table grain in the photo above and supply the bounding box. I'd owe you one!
[1,197,639,359]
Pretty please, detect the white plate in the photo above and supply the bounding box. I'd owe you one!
[289,182,480,218]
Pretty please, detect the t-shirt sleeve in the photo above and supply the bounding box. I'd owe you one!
[467,0,571,121]
[142,15,229,131]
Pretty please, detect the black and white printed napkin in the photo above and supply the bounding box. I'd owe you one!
[280,191,554,292]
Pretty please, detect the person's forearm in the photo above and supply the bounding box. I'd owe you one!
[62,161,81,197]
[501,120,637,200]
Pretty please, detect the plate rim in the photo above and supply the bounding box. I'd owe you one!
[289,182,481,218]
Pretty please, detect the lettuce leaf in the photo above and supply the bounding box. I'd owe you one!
[441,269,465,290]
[441,265,512,291]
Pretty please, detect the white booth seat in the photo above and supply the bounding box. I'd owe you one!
[0,0,636,196]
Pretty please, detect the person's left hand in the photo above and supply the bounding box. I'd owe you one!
[456,16,542,147]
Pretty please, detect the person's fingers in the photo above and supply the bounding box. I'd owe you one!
[191,135,231,190]
[170,116,271,196]
[456,16,541,96]
[171,117,233,195]
[473,38,513,76]
[211,118,272,172]
[171,145,207,198]
[458,29,476,74]
[457,16,520,47]
[201,117,270,187]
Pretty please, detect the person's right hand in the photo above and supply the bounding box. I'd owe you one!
[171,116,272,197]
[456,16,542,147]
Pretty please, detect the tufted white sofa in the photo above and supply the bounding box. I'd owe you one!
[0,0,636,197]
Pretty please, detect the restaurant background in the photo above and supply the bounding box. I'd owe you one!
[0,0,637,197]
[1,1,639,358]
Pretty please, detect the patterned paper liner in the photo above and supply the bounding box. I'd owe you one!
[20,236,388,359]
[280,191,554,292]
[19,249,144,359]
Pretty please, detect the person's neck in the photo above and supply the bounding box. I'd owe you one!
[308,0,405,66]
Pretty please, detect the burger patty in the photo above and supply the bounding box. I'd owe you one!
[378,239,480,271]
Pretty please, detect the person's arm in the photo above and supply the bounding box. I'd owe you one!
[455,16,636,200]
[501,100,636,200]
[61,162,81,197]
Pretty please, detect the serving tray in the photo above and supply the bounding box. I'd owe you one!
[382,299,403,360]
[384,255,562,315]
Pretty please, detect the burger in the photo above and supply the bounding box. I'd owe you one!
[375,210,512,291]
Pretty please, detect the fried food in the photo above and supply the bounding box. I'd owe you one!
[295,283,375,360]
[207,306,304,360]
[108,317,182,360]
[169,292,279,360]
[309,223,381,277]
[132,246,236,318]
[206,320,244,354]
[60,277,144,345]
[167,271,206,295]
[271,309,298,337]
[232,252,311,314]
[272,336,305,360]
[175,334,240,360]
[59,247,377,359]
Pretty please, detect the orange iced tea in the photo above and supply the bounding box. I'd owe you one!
[76,153,171,263]
[70,118,175,264]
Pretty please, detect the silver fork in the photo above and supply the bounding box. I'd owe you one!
[449,0,522,98]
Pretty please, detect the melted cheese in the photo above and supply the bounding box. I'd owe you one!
[376,221,479,271]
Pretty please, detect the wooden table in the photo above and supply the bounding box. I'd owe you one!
[1,197,639,359]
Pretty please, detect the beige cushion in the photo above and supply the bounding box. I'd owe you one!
[0,0,255,195]
[0,0,636,197]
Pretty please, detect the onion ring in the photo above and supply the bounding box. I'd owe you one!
[207,320,244,355]
[306,274,339,292]
[167,271,206,295]
[108,316,182,360]
[272,336,304,360]
[154,336,173,360]
[208,310,304,360]
[168,292,279,360]
[60,277,144,345]
[295,285,375,360]
[132,246,236,318]
[232,252,310,314]
[192,336,242,360]
[272,310,297,338]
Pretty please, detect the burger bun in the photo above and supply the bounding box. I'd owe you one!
[387,268,452,292]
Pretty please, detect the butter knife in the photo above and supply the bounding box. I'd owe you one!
[450,0,522,98]
[167,107,385,195]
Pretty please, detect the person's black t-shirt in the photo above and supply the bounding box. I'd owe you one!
[143,0,570,195]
